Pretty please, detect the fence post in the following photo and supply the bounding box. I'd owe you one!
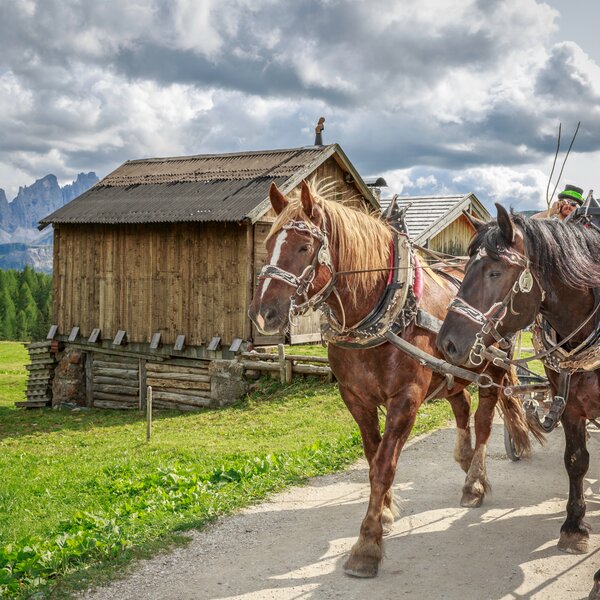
[278,344,286,384]
[146,385,153,442]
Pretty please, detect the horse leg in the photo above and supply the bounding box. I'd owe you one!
[447,388,473,473]
[339,387,398,535]
[558,410,590,554]
[589,569,600,600]
[460,385,496,508]
[343,385,421,578]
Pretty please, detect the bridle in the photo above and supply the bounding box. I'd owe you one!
[257,213,341,327]
[447,245,544,365]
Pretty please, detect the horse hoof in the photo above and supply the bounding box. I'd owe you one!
[460,492,483,508]
[558,531,589,554]
[343,555,379,578]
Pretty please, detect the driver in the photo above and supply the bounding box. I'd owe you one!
[532,184,584,221]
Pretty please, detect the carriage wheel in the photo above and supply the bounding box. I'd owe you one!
[504,425,523,462]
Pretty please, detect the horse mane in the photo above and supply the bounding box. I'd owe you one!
[469,212,600,290]
[268,179,393,306]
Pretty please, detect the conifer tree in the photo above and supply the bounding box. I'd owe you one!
[0,285,17,340]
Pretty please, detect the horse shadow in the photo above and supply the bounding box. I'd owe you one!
[96,426,600,600]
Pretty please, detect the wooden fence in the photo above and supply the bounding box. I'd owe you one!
[240,344,332,384]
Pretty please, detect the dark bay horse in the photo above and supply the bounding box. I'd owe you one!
[248,181,530,578]
[436,204,600,598]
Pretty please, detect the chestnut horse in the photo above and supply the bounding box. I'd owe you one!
[436,204,600,599]
[248,181,531,578]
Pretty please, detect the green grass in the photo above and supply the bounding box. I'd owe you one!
[0,341,454,598]
[514,331,546,377]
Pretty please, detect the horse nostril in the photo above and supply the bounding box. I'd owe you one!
[264,307,277,323]
[444,339,457,358]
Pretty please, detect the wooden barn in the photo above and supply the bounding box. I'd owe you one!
[30,144,378,410]
[380,193,490,256]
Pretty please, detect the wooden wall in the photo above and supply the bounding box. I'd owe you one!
[428,214,476,257]
[53,157,373,348]
[53,222,253,346]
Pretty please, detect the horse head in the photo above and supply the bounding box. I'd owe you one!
[437,203,543,366]
[248,181,335,336]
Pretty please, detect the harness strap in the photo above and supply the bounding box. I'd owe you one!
[384,329,493,388]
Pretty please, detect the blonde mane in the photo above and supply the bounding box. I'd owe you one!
[268,181,393,307]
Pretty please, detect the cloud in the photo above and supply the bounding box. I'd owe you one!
[0,0,599,209]
[380,164,549,212]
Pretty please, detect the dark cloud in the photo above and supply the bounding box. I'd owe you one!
[0,0,599,202]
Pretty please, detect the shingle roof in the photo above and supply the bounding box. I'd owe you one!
[40,144,375,227]
[380,193,489,242]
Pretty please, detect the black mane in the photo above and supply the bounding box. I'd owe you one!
[468,213,600,290]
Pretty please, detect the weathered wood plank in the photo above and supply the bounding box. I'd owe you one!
[16,400,51,408]
[92,358,138,369]
[93,376,139,387]
[26,389,51,397]
[94,384,139,396]
[145,362,209,376]
[27,341,52,350]
[27,373,53,381]
[143,372,210,383]
[85,351,94,408]
[139,358,146,411]
[240,360,280,372]
[292,364,331,375]
[240,352,330,364]
[93,368,138,380]
[146,385,210,399]
[145,377,210,391]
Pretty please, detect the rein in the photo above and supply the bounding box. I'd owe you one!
[257,209,420,343]
[257,216,343,326]
[450,239,600,375]
[447,246,544,365]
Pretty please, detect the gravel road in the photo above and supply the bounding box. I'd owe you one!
[82,422,600,600]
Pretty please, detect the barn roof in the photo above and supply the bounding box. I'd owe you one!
[39,144,377,228]
[379,193,489,243]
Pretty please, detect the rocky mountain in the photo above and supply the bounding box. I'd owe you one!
[0,172,98,271]
[0,172,98,233]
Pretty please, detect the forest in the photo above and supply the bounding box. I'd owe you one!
[0,266,52,341]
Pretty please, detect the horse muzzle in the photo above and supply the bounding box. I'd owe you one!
[437,319,479,368]
[248,301,289,336]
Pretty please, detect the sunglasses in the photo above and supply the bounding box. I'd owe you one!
[562,200,579,208]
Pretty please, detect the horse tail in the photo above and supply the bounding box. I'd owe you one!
[497,365,545,454]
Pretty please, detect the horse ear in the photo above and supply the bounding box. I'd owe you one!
[495,203,515,244]
[269,182,288,215]
[462,210,486,231]
[300,181,314,218]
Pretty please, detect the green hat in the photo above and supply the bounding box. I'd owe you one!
[558,184,584,205]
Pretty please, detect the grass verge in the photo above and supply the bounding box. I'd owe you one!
[0,341,454,598]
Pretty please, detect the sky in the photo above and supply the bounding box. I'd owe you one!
[1,0,599,212]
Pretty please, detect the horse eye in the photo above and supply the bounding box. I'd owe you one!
[299,244,312,253]
[489,271,502,278]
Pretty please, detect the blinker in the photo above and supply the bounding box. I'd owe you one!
[518,270,533,293]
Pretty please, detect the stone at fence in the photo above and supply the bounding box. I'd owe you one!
[52,349,85,408]
[210,360,248,407]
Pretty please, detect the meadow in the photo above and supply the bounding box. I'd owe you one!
[0,341,454,598]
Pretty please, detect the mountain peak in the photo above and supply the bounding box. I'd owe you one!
[1,172,99,233]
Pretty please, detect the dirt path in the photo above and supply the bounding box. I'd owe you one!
[82,423,600,600]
